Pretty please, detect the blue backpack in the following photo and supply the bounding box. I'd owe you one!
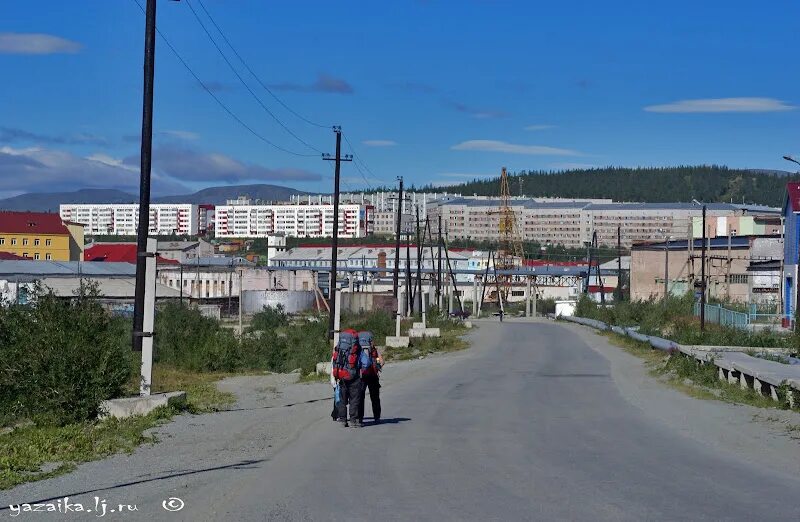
[358,331,380,376]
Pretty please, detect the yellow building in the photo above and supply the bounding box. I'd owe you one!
[0,211,84,261]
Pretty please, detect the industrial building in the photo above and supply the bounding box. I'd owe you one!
[59,203,199,236]
[0,211,84,261]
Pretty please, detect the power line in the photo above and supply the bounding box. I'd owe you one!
[130,0,317,157]
[184,0,323,154]
[195,0,331,129]
[342,133,385,186]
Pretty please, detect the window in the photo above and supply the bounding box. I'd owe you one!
[725,274,748,285]
[22,238,28,246]
[46,253,52,260]
[11,238,17,246]
[46,239,52,246]
[22,252,29,258]
[34,253,40,260]
[34,238,40,246]
[0,238,3,245]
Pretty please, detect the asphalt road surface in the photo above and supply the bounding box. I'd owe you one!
[3,319,800,521]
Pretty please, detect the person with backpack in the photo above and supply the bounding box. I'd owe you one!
[357,331,382,425]
[330,328,363,428]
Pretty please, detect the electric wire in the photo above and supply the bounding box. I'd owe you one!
[130,0,317,157]
[184,0,323,154]
[195,0,332,129]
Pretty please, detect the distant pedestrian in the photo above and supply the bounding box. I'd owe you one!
[330,328,362,428]
[357,331,382,424]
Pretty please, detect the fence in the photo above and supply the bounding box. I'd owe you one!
[693,302,750,330]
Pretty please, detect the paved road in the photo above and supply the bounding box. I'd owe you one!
[4,320,800,521]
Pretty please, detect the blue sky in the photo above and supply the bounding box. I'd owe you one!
[2,0,800,198]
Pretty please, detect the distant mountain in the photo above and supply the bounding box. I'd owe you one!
[0,184,309,212]
[0,189,137,212]
[154,184,307,205]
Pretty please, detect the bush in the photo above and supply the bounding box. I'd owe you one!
[154,302,242,372]
[0,285,134,426]
[247,305,289,333]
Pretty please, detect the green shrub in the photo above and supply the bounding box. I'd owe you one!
[154,302,243,372]
[0,285,134,426]
[247,305,289,333]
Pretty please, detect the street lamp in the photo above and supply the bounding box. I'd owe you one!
[783,155,800,168]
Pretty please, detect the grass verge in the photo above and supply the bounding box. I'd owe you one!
[383,321,470,361]
[0,406,175,490]
[601,332,784,410]
[1,364,238,491]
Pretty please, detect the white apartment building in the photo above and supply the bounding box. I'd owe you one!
[215,204,364,238]
[59,204,199,236]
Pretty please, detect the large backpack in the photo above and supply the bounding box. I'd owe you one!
[332,329,360,381]
[358,331,380,376]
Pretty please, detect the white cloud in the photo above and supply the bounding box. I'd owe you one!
[437,173,496,178]
[161,130,200,140]
[548,162,599,170]
[644,97,795,113]
[362,140,397,147]
[451,140,579,156]
[524,124,555,131]
[86,153,138,172]
[0,32,82,54]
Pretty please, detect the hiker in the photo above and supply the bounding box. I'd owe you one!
[357,331,382,424]
[330,328,362,428]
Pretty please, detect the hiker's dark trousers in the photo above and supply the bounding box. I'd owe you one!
[358,374,381,422]
[337,377,361,423]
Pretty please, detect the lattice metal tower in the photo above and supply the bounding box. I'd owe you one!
[490,167,526,301]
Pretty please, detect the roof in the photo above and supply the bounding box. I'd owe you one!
[37,277,181,298]
[0,252,25,260]
[184,256,255,267]
[84,243,178,265]
[0,211,71,235]
[0,260,136,280]
[632,236,754,251]
[157,240,200,251]
[786,182,800,213]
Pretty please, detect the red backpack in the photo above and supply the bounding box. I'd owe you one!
[332,329,360,381]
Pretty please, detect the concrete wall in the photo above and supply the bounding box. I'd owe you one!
[340,292,397,314]
[241,290,315,314]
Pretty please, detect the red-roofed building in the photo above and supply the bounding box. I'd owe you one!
[84,243,178,265]
[0,251,25,260]
[0,211,84,261]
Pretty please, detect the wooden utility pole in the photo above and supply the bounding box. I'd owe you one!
[700,205,707,332]
[415,205,423,313]
[392,177,403,298]
[132,0,157,352]
[323,126,352,340]
[437,215,442,307]
[616,225,622,301]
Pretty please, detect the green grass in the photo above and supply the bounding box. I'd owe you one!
[0,364,240,491]
[0,406,175,490]
[383,319,470,361]
[601,332,787,410]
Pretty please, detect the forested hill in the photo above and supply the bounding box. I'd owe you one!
[424,166,798,207]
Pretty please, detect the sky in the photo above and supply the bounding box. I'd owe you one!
[2,0,800,199]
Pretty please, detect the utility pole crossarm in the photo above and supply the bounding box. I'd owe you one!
[323,126,352,341]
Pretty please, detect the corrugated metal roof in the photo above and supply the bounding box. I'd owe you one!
[0,260,136,278]
[38,277,181,298]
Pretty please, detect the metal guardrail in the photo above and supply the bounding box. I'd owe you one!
[693,302,749,330]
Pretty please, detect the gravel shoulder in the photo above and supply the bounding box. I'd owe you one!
[563,320,800,478]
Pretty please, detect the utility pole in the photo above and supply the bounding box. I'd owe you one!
[437,215,442,307]
[323,126,352,340]
[132,0,158,352]
[700,205,707,332]
[406,232,412,315]
[415,205,423,313]
[616,225,622,301]
[664,238,669,304]
[392,176,404,298]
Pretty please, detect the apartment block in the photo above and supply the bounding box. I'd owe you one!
[59,204,199,236]
[214,204,364,238]
[426,198,780,248]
